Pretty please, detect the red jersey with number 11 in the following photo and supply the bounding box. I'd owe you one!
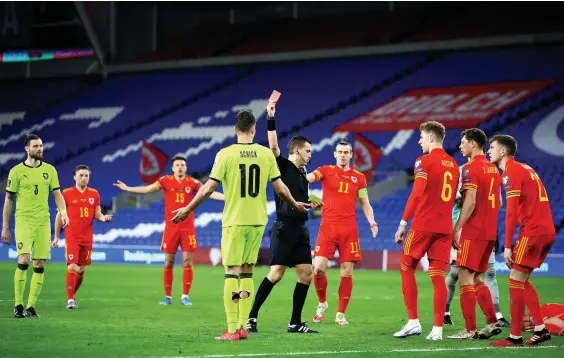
[403,148,459,234]
[312,165,367,224]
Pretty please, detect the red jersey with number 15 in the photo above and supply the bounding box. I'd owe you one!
[312,165,367,224]
[409,148,459,234]
[156,175,201,226]
[62,186,101,243]
[502,158,555,236]
[460,155,501,241]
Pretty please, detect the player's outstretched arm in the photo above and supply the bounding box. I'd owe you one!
[171,180,219,223]
[359,196,378,238]
[266,96,281,158]
[1,192,15,244]
[209,191,225,201]
[52,189,70,228]
[113,180,160,194]
[272,178,310,213]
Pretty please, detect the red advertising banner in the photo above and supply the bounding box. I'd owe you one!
[334,79,554,132]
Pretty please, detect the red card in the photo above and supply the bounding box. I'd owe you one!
[269,90,281,104]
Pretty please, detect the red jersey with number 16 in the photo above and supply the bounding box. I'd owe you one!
[460,155,501,241]
[404,148,459,234]
[62,186,101,243]
[156,175,201,227]
[312,165,367,224]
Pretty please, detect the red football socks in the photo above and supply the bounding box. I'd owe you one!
[164,267,173,297]
[524,279,544,327]
[475,282,498,325]
[509,278,526,337]
[460,284,477,331]
[429,265,446,327]
[400,260,418,319]
[183,266,193,295]
[66,269,79,300]
[337,275,353,313]
[75,271,85,294]
[313,272,328,303]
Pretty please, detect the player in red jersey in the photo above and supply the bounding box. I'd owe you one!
[524,303,564,336]
[487,135,556,347]
[114,156,224,305]
[447,128,502,340]
[393,121,459,341]
[53,165,112,309]
[305,138,378,325]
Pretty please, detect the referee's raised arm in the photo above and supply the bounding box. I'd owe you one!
[266,102,281,158]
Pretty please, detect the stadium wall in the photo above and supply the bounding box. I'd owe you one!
[2,246,563,277]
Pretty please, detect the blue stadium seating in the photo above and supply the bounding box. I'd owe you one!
[2,45,563,254]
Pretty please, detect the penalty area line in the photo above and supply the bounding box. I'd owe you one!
[144,345,564,358]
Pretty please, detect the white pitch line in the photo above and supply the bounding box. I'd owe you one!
[145,345,564,358]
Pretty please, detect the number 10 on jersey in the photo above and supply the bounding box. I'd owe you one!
[239,164,260,198]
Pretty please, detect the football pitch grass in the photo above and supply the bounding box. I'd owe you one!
[0,262,563,358]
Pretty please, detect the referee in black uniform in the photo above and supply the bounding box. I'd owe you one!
[246,102,320,334]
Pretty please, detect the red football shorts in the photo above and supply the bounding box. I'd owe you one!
[161,223,197,254]
[403,229,452,264]
[457,237,495,273]
[66,239,92,266]
[314,223,362,263]
[512,234,555,271]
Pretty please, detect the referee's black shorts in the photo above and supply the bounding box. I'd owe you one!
[269,219,312,268]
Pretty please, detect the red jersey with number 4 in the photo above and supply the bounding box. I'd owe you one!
[62,186,101,243]
[405,148,459,234]
[312,165,367,224]
[502,158,555,236]
[156,175,201,226]
[460,155,501,241]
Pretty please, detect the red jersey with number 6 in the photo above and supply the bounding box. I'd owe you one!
[156,175,201,227]
[403,148,459,234]
[460,155,501,241]
[501,158,555,236]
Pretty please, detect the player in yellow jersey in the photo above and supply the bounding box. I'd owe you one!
[2,134,70,318]
[172,110,310,341]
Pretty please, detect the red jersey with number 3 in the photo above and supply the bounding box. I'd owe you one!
[156,175,201,227]
[502,158,555,236]
[460,155,501,241]
[312,165,367,224]
[409,148,459,234]
[62,186,101,243]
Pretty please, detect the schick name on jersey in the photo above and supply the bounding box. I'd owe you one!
[240,151,257,158]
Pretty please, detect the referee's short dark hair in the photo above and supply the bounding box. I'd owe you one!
[287,136,312,153]
[235,110,256,133]
[24,134,41,147]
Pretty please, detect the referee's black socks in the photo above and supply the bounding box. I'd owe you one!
[290,282,310,325]
[249,277,276,319]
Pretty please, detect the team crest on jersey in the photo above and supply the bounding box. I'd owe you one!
[185,187,191,194]
[351,176,358,183]
[68,254,74,260]
[43,173,49,180]
[415,160,421,168]
[89,198,95,205]
[502,175,510,185]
